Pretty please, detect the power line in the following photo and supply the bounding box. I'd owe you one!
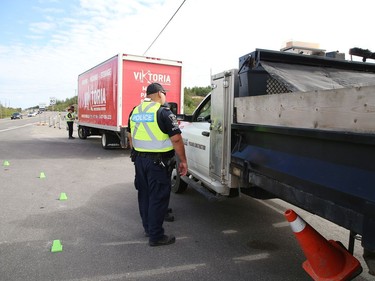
[143,0,187,56]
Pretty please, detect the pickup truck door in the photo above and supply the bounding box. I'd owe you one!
[180,95,211,182]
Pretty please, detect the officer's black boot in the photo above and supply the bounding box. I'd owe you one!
[164,212,174,222]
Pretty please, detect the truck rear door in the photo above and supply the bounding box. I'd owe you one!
[209,69,238,184]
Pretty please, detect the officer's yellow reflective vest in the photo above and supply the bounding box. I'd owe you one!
[130,101,173,152]
[66,112,75,122]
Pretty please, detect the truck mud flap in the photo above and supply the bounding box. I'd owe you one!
[120,127,128,148]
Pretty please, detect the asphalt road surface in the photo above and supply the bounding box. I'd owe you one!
[0,115,373,281]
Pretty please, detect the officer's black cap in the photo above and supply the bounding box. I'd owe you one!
[146,83,167,95]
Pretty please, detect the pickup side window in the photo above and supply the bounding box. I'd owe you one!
[194,96,211,122]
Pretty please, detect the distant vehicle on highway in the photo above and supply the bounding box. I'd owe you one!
[27,111,38,117]
[11,112,22,120]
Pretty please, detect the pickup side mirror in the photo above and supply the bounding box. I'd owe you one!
[176,114,193,122]
[167,102,178,115]
[197,115,211,122]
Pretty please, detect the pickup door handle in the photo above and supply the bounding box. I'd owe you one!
[202,131,210,137]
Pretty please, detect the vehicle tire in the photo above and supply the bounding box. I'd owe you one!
[101,132,109,149]
[171,159,188,193]
[78,126,87,139]
[101,132,120,149]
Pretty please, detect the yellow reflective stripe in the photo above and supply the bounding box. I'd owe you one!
[133,139,173,152]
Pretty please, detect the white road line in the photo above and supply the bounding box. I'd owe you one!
[101,236,189,246]
[257,200,285,215]
[222,229,238,234]
[233,252,270,263]
[0,123,36,133]
[65,263,206,281]
[101,240,147,246]
[272,221,290,228]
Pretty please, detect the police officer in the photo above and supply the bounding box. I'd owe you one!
[66,106,75,139]
[128,82,187,247]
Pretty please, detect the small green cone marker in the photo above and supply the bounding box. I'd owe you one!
[51,240,63,253]
[59,193,68,201]
[39,172,46,179]
[3,160,10,166]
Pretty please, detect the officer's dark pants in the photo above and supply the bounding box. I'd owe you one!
[134,156,171,242]
[67,121,73,137]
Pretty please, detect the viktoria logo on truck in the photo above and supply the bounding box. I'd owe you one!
[81,88,106,110]
[79,67,111,111]
[133,70,171,84]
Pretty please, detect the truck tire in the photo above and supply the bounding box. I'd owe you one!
[101,132,121,149]
[78,126,87,139]
[101,133,109,149]
[171,161,188,193]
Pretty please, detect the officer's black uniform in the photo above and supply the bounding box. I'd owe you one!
[128,103,181,244]
[66,107,75,139]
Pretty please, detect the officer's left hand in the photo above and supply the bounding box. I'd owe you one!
[179,162,188,177]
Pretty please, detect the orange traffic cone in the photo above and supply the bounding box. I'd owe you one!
[284,209,362,280]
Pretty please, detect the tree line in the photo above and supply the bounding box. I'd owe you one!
[183,86,211,113]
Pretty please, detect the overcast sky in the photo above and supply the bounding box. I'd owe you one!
[0,0,374,109]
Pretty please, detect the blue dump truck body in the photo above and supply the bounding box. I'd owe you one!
[231,49,375,271]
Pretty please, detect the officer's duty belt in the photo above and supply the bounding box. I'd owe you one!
[135,152,173,160]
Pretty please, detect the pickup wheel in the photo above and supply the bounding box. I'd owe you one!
[78,126,87,139]
[171,160,188,193]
